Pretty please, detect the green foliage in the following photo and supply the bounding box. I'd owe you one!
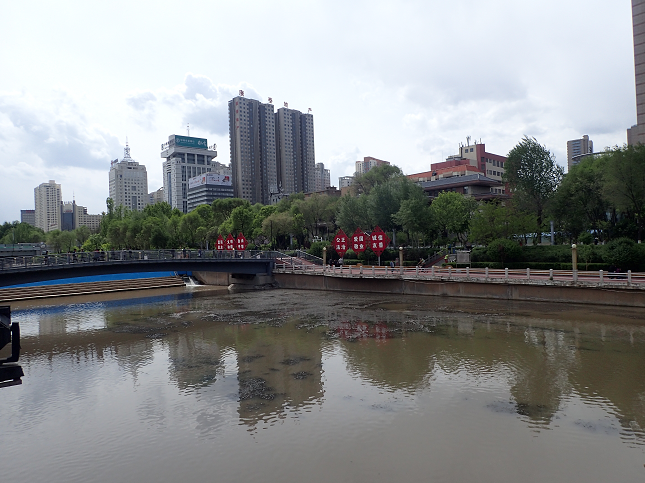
[352,164,403,195]
[505,136,563,242]
[486,238,522,265]
[430,192,476,243]
[308,241,331,258]
[602,237,645,271]
[469,201,536,244]
[0,221,46,244]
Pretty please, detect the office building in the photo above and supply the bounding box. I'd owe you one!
[229,96,277,204]
[338,176,354,188]
[109,142,149,212]
[275,106,315,195]
[148,187,164,205]
[20,210,35,227]
[187,173,234,212]
[61,201,76,231]
[408,138,507,196]
[355,156,390,176]
[34,180,62,232]
[567,135,593,170]
[161,134,218,213]
[629,0,645,144]
[75,205,103,232]
[313,163,331,192]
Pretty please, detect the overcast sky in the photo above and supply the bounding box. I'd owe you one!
[0,0,636,222]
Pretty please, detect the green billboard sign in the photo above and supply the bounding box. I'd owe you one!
[174,135,208,149]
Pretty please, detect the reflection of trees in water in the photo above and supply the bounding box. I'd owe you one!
[228,323,324,427]
[167,332,223,390]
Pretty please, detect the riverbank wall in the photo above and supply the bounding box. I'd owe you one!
[273,272,645,307]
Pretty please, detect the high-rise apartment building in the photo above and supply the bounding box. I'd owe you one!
[355,156,390,176]
[109,143,149,212]
[229,95,316,203]
[629,0,645,144]
[567,135,593,170]
[275,106,315,195]
[161,134,218,213]
[313,163,331,192]
[34,180,62,232]
[229,96,277,204]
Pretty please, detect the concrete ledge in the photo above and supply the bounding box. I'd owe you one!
[273,272,645,307]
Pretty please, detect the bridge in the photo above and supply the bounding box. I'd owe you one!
[0,249,279,287]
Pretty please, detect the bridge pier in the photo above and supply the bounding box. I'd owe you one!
[192,271,276,292]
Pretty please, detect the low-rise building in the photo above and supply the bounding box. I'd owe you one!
[20,210,35,227]
[187,173,234,212]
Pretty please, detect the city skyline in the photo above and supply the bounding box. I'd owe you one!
[0,1,636,222]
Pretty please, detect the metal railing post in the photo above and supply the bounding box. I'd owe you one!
[431,266,435,277]
[599,270,603,284]
[466,267,469,278]
[505,268,508,281]
[485,267,489,281]
[549,269,553,281]
[372,265,375,276]
[628,270,632,285]
[527,268,530,280]
[573,269,578,283]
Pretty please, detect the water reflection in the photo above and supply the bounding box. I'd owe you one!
[5,288,645,482]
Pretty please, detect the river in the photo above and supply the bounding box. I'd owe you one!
[3,286,645,482]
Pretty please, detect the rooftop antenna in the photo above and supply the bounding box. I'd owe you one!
[124,137,131,158]
[466,135,471,146]
[187,123,190,136]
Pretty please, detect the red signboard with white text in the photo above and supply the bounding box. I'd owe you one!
[216,235,225,251]
[370,226,390,256]
[236,233,248,250]
[334,229,348,257]
[351,228,367,253]
[225,233,236,251]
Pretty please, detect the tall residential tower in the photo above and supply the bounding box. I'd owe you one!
[628,0,645,144]
[229,96,277,204]
[34,180,62,232]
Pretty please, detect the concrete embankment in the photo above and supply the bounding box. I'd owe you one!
[0,276,185,302]
[273,272,645,308]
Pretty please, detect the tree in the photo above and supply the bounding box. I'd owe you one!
[430,192,476,243]
[352,164,403,195]
[336,195,371,235]
[504,136,564,243]
[551,156,608,242]
[469,201,536,245]
[602,144,645,242]
[75,225,91,245]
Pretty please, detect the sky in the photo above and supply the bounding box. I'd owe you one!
[0,0,637,223]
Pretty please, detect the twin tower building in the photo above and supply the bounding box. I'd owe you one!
[229,94,315,205]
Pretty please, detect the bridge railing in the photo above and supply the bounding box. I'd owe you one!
[272,263,645,287]
[0,249,283,272]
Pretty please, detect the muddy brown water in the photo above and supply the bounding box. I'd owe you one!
[3,286,645,482]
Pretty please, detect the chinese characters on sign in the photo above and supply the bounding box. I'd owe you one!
[216,235,225,251]
[333,229,348,257]
[235,233,248,250]
[370,226,390,256]
[352,228,367,253]
[225,234,236,251]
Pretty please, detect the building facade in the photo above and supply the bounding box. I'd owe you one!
[148,187,164,206]
[629,0,645,144]
[338,176,354,188]
[229,95,316,204]
[75,205,102,232]
[567,135,593,170]
[34,180,62,232]
[161,134,218,213]
[229,96,277,204]
[408,139,507,197]
[20,210,35,227]
[109,143,149,212]
[187,173,234,212]
[355,156,390,176]
[314,162,331,192]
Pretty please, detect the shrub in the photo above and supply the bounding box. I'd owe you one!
[486,238,522,265]
[602,238,645,271]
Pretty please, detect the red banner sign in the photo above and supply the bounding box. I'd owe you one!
[352,228,367,253]
[333,229,348,257]
[370,226,390,256]
[236,233,248,250]
[225,233,236,251]
[216,235,225,251]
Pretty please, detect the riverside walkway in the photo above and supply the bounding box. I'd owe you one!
[274,262,645,289]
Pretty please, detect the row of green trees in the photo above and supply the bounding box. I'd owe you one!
[4,138,644,256]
